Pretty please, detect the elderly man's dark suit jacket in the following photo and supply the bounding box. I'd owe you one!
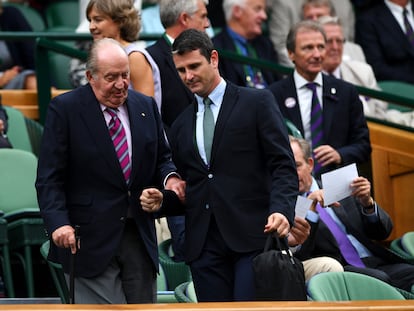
[168,82,298,263]
[212,29,280,87]
[36,84,179,277]
[355,1,414,83]
[269,74,371,177]
[146,37,194,130]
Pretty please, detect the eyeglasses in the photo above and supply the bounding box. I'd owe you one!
[326,38,346,46]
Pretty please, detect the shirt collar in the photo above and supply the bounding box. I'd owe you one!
[226,27,248,46]
[195,78,227,107]
[385,0,412,14]
[294,70,323,89]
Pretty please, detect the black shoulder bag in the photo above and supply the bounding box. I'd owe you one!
[253,232,307,301]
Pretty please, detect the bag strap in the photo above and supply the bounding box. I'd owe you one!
[264,233,295,260]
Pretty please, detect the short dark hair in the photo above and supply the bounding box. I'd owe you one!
[172,29,214,62]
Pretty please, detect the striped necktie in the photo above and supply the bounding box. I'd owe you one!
[106,108,131,183]
[305,82,324,174]
[403,8,414,47]
[203,97,214,165]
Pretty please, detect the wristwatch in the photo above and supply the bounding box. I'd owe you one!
[362,197,375,212]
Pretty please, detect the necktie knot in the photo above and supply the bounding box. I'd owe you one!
[305,82,318,92]
[203,97,212,107]
[106,107,119,119]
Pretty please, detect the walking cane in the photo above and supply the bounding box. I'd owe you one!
[69,225,80,304]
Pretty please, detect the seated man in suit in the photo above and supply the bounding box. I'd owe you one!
[355,0,414,84]
[288,215,344,281]
[290,135,414,292]
[212,0,280,88]
[269,20,371,180]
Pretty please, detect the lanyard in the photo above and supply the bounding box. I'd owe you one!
[233,40,266,89]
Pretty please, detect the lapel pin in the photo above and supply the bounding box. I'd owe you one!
[285,97,296,108]
[331,88,336,95]
[141,112,146,117]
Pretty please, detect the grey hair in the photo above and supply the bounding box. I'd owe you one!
[222,0,247,22]
[86,38,127,77]
[289,135,312,160]
[159,0,209,29]
[317,15,341,27]
[301,0,336,19]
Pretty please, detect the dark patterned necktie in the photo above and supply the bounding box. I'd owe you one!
[403,8,414,47]
[106,108,131,183]
[203,97,214,165]
[305,82,324,174]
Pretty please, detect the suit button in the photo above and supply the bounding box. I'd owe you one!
[208,173,213,179]
[127,191,131,197]
[205,204,209,209]
[120,217,126,222]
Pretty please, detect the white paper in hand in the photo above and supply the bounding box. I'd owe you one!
[295,195,313,218]
[321,163,358,206]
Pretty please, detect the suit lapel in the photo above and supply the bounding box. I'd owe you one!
[380,5,414,56]
[79,86,125,184]
[321,75,339,141]
[126,95,145,185]
[285,76,304,134]
[209,83,238,166]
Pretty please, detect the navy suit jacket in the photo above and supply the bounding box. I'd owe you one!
[36,84,179,277]
[212,29,280,87]
[355,1,414,83]
[269,74,371,177]
[146,37,194,130]
[168,82,298,262]
[296,197,405,266]
[0,6,35,70]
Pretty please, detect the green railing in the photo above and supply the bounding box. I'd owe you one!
[1,31,413,132]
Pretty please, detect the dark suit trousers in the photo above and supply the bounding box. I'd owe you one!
[345,256,414,292]
[189,217,261,302]
[65,220,156,303]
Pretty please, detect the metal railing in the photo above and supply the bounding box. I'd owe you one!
[1,31,413,131]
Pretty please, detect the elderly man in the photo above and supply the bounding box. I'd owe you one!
[212,0,280,88]
[36,38,183,304]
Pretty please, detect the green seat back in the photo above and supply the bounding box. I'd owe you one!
[158,238,192,290]
[0,149,39,217]
[4,106,33,154]
[24,118,43,157]
[401,232,414,257]
[48,51,73,89]
[45,1,79,31]
[285,119,303,138]
[377,80,414,112]
[3,2,46,32]
[174,281,197,303]
[156,264,177,303]
[307,272,405,301]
